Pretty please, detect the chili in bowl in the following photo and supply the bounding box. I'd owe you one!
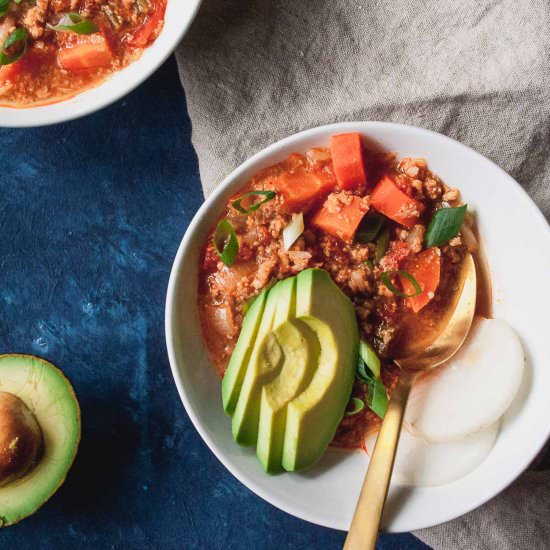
[0,0,201,126]
[166,122,550,532]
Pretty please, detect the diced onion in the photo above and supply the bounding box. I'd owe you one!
[283,212,304,250]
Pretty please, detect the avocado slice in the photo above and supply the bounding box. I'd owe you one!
[222,289,268,415]
[256,318,320,473]
[282,268,358,471]
[0,354,80,527]
[231,277,296,446]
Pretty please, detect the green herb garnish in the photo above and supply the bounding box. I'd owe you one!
[355,213,384,244]
[213,219,239,267]
[345,397,366,416]
[374,227,390,263]
[367,378,389,418]
[425,205,467,247]
[231,190,276,214]
[47,12,98,34]
[359,340,380,378]
[0,0,10,18]
[355,347,388,419]
[380,270,422,298]
[0,28,28,66]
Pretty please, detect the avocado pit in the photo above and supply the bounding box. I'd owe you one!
[0,392,42,487]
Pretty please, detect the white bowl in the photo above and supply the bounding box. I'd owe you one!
[165,122,550,532]
[0,0,201,127]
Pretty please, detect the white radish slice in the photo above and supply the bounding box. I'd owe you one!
[365,422,499,487]
[405,318,524,442]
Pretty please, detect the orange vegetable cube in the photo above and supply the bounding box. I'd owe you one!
[330,133,368,190]
[273,171,336,212]
[370,175,425,228]
[399,247,441,312]
[311,194,367,242]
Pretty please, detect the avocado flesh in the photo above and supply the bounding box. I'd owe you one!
[231,277,296,446]
[256,319,320,473]
[0,355,80,527]
[282,268,358,471]
[222,289,268,415]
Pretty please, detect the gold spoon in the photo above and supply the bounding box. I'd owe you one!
[344,252,477,550]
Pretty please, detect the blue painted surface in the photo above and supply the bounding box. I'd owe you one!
[0,57,429,550]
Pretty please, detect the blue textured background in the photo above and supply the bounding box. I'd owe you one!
[0,57,429,550]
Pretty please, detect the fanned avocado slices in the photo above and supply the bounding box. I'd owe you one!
[0,354,81,527]
[222,268,359,472]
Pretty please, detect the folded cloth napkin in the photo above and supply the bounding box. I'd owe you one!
[175,1,550,548]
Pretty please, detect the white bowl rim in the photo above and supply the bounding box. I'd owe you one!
[0,0,202,128]
[165,121,550,532]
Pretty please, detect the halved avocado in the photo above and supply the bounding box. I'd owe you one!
[0,354,81,527]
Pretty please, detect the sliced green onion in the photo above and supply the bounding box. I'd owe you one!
[355,213,384,244]
[367,378,388,418]
[0,28,28,66]
[213,219,239,267]
[374,227,389,263]
[425,204,467,247]
[359,340,380,378]
[355,354,389,418]
[232,190,276,214]
[380,270,422,298]
[0,0,9,17]
[47,12,98,34]
[345,397,365,416]
[283,212,304,250]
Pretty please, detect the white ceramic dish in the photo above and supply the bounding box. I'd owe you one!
[0,0,202,128]
[165,122,550,532]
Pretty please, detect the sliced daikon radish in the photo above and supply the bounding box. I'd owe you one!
[365,422,499,487]
[405,318,524,442]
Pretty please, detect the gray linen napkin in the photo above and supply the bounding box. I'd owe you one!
[175,1,550,547]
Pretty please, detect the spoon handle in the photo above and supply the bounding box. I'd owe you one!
[343,372,415,550]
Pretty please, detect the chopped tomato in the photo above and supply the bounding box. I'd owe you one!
[370,175,425,228]
[399,247,441,313]
[58,33,113,70]
[311,195,367,242]
[273,171,336,212]
[128,0,167,48]
[330,133,368,190]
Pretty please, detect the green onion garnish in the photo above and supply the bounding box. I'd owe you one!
[47,12,98,34]
[0,0,10,18]
[213,219,239,267]
[364,259,374,271]
[345,397,365,416]
[355,213,384,244]
[355,352,388,418]
[380,270,422,298]
[367,378,388,418]
[374,227,389,263]
[359,340,380,378]
[425,205,467,247]
[231,190,276,214]
[0,28,28,66]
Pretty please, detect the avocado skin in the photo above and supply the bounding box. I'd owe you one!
[223,268,359,473]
